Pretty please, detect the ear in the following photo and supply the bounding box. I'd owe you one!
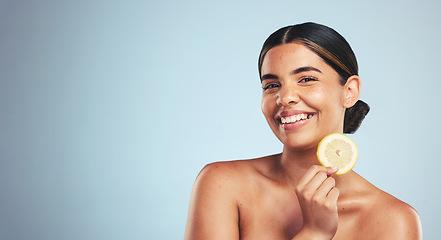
[343,75,361,108]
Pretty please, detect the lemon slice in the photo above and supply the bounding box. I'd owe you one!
[317,133,358,175]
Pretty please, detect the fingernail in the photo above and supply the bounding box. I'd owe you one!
[331,166,339,171]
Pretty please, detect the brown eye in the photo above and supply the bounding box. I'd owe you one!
[263,83,280,90]
[299,77,317,83]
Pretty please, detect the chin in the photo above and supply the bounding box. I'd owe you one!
[280,135,321,152]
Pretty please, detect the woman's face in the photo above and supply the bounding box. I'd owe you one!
[260,43,348,150]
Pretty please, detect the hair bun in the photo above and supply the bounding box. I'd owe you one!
[343,100,370,134]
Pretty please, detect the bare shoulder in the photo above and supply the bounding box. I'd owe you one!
[200,159,253,178]
[364,188,423,239]
[196,158,260,186]
[184,155,278,240]
[196,154,279,186]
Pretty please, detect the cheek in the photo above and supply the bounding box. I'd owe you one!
[261,97,269,117]
[302,85,344,110]
[301,88,328,109]
[261,95,275,120]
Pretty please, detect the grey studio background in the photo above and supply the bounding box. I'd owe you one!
[0,0,439,239]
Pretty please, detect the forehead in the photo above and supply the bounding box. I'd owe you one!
[261,43,331,74]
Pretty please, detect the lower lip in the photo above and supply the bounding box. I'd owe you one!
[280,117,312,130]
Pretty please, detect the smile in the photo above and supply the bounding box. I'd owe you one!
[280,113,314,124]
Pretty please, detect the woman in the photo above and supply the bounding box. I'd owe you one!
[184,22,422,239]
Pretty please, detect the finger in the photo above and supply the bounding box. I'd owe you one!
[301,166,338,190]
[298,165,330,187]
[314,177,336,198]
[303,171,328,193]
[326,166,339,177]
[327,187,340,202]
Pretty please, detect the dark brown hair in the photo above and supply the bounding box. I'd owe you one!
[258,22,369,134]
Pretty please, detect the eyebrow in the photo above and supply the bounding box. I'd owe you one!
[292,66,322,75]
[261,66,322,82]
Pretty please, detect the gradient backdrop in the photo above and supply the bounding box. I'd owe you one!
[1,0,440,239]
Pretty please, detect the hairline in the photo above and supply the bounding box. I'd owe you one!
[259,38,352,82]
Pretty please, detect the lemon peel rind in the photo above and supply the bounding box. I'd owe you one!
[317,133,358,175]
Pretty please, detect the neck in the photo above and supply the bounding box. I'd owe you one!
[278,145,355,194]
[279,145,320,184]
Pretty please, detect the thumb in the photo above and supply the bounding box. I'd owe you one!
[326,166,339,176]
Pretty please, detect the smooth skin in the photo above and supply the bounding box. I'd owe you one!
[184,43,422,240]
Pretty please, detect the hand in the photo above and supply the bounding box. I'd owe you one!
[295,165,339,239]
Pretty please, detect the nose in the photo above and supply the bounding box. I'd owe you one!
[276,84,300,106]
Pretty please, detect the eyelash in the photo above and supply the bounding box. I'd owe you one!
[262,77,317,90]
[299,77,317,83]
[262,83,280,90]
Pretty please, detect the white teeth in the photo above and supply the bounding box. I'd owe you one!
[281,114,312,124]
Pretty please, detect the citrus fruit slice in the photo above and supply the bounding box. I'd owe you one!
[317,133,358,175]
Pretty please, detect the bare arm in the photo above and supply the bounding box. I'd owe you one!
[184,162,240,240]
